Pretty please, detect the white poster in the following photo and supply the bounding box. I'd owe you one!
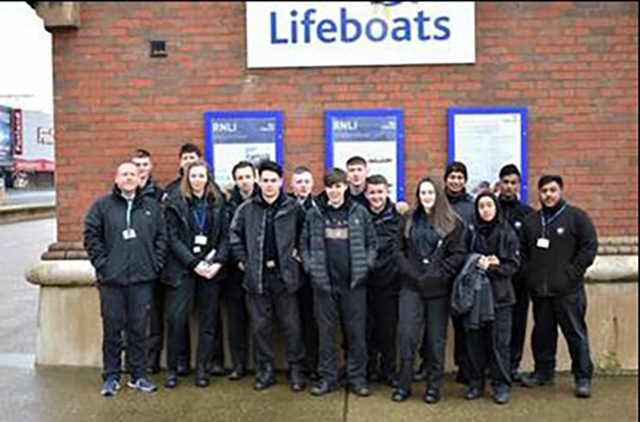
[247,2,475,68]
[451,110,526,199]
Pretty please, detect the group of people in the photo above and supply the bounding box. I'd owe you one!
[84,142,598,406]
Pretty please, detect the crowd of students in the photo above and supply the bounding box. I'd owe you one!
[84,143,598,405]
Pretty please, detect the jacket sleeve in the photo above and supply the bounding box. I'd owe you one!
[166,207,199,269]
[153,204,168,273]
[229,203,248,265]
[439,220,467,281]
[487,225,521,279]
[300,211,312,275]
[363,210,378,270]
[569,208,598,279]
[83,199,108,271]
[211,202,229,265]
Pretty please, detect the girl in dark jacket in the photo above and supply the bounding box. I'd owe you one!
[392,177,466,404]
[162,160,228,389]
[464,193,520,404]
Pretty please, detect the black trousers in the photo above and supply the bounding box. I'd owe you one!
[531,287,594,381]
[397,289,449,392]
[147,281,164,357]
[315,287,367,386]
[510,283,530,374]
[99,283,152,381]
[366,283,399,380]
[165,275,221,372]
[247,286,305,372]
[221,266,249,369]
[465,306,513,393]
[298,280,319,375]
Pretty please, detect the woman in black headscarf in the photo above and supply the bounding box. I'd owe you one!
[464,193,520,405]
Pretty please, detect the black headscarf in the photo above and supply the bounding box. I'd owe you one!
[472,193,502,255]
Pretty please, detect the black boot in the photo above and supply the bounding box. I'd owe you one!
[392,359,413,402]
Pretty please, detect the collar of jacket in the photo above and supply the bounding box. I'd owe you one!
[446,189,472,204]
[367,198,396,219]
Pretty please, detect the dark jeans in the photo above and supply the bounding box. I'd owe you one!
[510,283,530,374]
[366,283,399,380]
[221,266,248,369]
[247,286,305,372]
[465,306,513,393]
[315,287,367,386]
[165,275,221,372]
[299,281,319,375]
[397,289,449,392]
[99,283,152,380]
[531,287,594,381]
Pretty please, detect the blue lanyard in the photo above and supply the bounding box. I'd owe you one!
[540,204,566,237]
[126,199,133,230]
[192,202,207,234]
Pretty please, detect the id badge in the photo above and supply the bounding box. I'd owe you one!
[536,238,550,249]
[193,246,202,254]
[195,235,208,246]
[122,229,137,240]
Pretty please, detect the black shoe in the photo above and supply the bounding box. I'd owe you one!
[177,361,191,377]
[253,374,276,391]
[493,390,510,405]
[290,367,307,393]
[424,389,440,404]
[392,388,411,402]
[210,362,226,377]
[164,371,178,389]
[351,384,371,397]
[575,379,592,398]
[310,380,338,396]
[520,373,554,388]
[148,351,161,374]
[413,364,427,382]
[464,386,484,400]
[195,368,210,388]
[228,365,245,381]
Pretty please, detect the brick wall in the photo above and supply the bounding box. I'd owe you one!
[51,2,638,242]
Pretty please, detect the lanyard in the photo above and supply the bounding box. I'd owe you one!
[540,204,566,238]
[126,199,133,230]
[192,201,207,234]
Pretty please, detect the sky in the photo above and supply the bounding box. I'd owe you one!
[0,2,53,113]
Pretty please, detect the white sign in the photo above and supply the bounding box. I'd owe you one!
[451,111,526,198]
[247,2,475,68]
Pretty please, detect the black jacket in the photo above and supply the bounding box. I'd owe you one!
[141,177,165,202]
[499,196,534,286]
[400,213,467,299]
[84,187,167,286]
[161,192,228,287]
[467,219,521,306]
[521,201,598,297]
[301,195,377,293]
[229,193,304,295]
[447,191,475,226]
[367,199,404,288]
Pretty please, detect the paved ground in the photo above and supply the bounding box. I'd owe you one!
[0,219,637,422]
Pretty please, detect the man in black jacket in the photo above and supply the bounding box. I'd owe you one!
[520,175,598,398]
[221,160,259,380]
[84,162,167,397]
[497,164,534,382]
[301,168,377,397]
[229,161,306,392]
[346,156,369,206]
[132,149,165,374]
[290,166,320,379]
[364,175,403,386]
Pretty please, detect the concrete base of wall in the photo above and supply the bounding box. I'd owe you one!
[27,256,638,372]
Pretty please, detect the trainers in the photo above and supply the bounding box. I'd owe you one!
[575,378,592,399]
[520,373,554,388]
[493,389,510,405]
[100,378,120,397]
[127,377,158,393]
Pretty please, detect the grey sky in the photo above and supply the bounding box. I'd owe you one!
[0,2,53,112]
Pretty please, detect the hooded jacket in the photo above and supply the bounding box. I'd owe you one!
[366,199,404,288]
[84,186,167,286]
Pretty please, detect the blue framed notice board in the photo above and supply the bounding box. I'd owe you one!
[325,109,405,201]
[204,111,283,189]
[448,107,528,201]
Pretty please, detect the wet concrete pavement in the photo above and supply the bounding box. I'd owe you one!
[0,219,637,421]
